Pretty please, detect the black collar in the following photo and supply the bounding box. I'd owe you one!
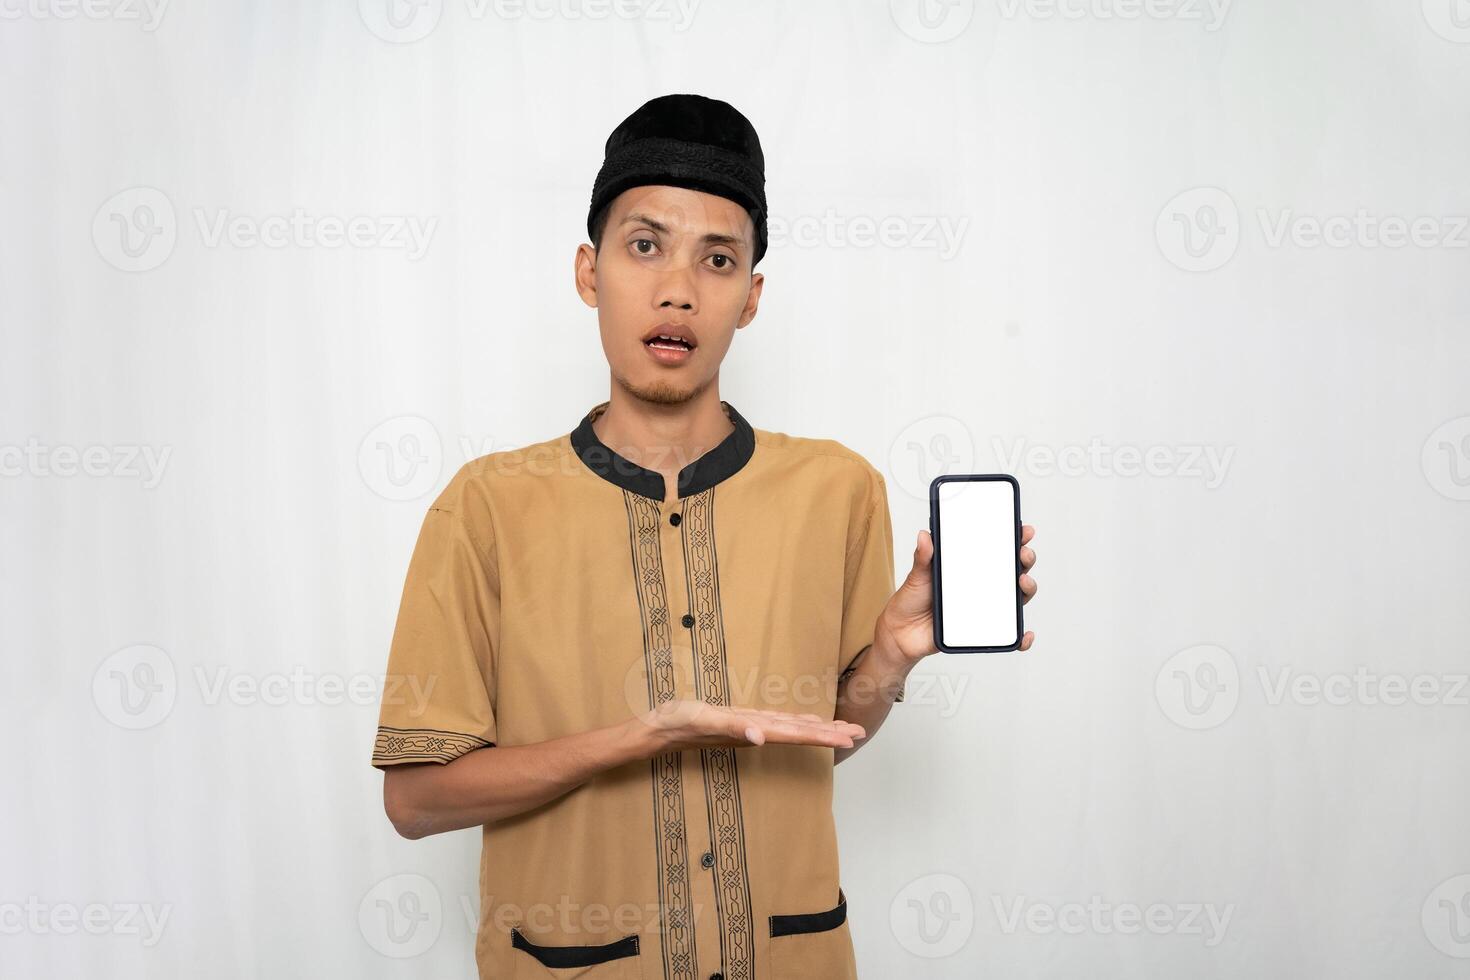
[571,400,756,501]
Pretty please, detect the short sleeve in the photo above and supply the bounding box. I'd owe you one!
[837,465,896,685]
[371,499,500,769]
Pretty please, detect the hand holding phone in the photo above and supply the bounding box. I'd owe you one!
[929,474,1027,653]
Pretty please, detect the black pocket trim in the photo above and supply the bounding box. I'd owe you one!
[510,928,640,968]
[769,888,847,938]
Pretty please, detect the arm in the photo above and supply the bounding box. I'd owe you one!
[383,701,867,838]
[383,717,655,839]
[833,634,913,765]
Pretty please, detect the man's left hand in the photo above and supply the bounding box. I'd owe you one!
[876,524,1039,662]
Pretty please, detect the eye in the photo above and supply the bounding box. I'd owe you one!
[707,253,736,271]
[631,237,658,255]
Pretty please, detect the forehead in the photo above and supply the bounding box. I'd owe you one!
[607,185,753,239]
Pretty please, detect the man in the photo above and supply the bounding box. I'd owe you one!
[371,93,1039,979]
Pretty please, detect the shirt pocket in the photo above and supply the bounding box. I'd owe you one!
[508,925,643,980]
[768,887,856,976]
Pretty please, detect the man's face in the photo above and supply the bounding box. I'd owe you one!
[575,184,764,407]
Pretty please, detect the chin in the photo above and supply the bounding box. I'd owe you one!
[618,375,707,406]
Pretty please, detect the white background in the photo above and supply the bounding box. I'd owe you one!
[4,1,1470,977]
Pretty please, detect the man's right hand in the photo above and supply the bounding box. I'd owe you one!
[628,699,866,759]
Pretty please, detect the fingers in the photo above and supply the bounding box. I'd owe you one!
[1014,523,1040,650]
[650,701,865,752]
[1020,573,1037,602]
[767,713,864,740]
[675,704,865,750]
[758,719,865,747]
[734,708,865,747]
[736,707,851,729]
[1018,527,1038,604]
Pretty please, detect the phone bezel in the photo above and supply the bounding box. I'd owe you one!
[929,473,1024,654]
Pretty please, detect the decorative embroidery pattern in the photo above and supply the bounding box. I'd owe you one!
[625,491,698,980]
[373,726,492,764]
[683,488,756,980]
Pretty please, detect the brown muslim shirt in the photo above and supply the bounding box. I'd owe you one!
[371,399,899,980]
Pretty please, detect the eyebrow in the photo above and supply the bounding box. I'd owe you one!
[620,211,747,248]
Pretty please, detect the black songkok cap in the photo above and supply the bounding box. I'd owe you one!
[588,93,768,266]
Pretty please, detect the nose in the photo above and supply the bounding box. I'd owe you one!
[654,265,696,313]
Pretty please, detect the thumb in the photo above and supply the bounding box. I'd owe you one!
[900,529,934,594]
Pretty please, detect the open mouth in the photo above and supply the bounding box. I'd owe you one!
[645,335,695,352]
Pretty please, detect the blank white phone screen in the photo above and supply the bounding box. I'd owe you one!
[937,480,1019,648]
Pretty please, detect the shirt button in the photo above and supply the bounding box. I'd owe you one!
[669,512,681,526]
[681,613,695,628]
[701,851,714,869]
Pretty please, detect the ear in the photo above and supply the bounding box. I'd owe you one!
[574,242,598,308]
[736,271,764,329]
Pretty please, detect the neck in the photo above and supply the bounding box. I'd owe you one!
[591,386,735,502]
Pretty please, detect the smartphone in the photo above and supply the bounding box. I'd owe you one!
[930,474,1024,653]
